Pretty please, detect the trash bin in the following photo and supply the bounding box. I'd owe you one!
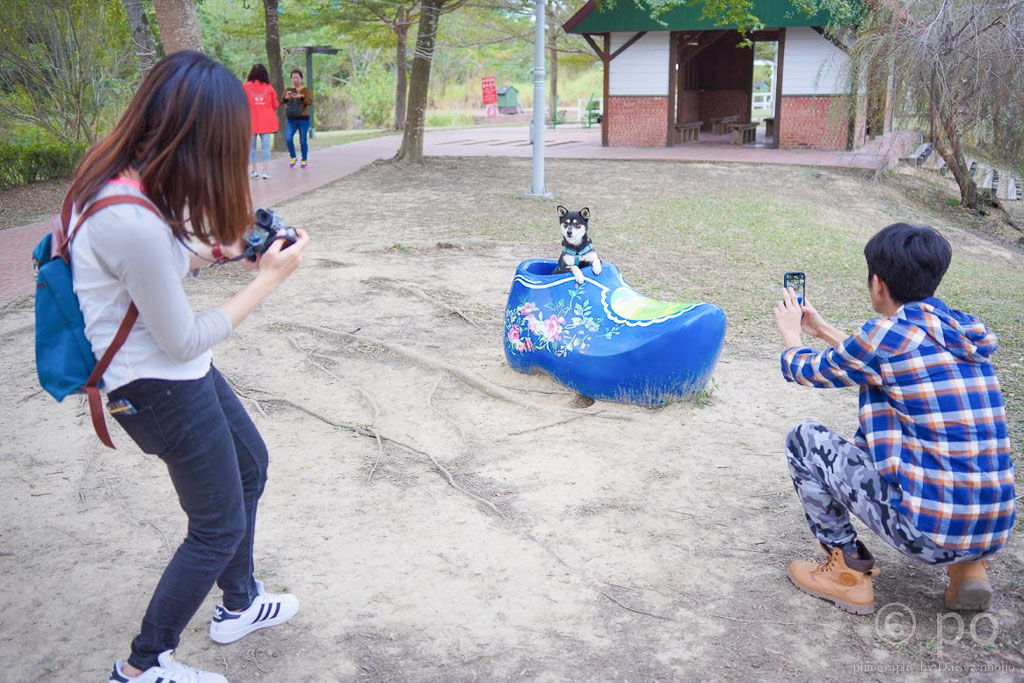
[497,86,519,115]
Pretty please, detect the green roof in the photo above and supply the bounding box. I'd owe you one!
[564,0,847,34]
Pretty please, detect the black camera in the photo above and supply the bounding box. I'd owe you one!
[244,208,298,260]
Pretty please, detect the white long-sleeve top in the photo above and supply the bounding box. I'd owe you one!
[70,184,233,391]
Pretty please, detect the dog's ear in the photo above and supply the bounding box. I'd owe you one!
[556,206,568,218]
[580,207,590,220]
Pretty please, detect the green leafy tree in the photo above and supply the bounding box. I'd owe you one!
[290,0,421,130]
[0,0,136,143]
[394,0,445,161]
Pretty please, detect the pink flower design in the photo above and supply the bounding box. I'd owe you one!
[507,325,521,345]
[523,337,533,351]
[526,314,542,334]
[541,314,565,342]
[519,302,539,316]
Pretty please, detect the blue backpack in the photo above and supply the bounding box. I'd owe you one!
[34,192,159,448]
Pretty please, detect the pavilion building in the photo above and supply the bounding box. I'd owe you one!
[563,0,888,150]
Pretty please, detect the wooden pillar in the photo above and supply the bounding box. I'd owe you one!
[602,33,610,147]
[677,36,686,126]
[772,28,785,149]
[667,31,677,147]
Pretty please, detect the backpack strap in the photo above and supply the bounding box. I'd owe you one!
[62,192,163,449]
[83,303,139,449]
[60,193,161,260]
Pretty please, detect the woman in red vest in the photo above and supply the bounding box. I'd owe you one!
[242,64,278,179]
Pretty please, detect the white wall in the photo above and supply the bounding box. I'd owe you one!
[609,32,669,97]
[781,26,850,96]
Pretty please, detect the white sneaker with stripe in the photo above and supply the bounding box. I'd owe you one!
[108,650,227,683]
[209,579,299,644]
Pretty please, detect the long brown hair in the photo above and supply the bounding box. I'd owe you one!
[70,51,251,245]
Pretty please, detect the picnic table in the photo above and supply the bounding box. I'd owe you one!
[711,115,739,135]
[674,120,702,143]
[729,122,758,145]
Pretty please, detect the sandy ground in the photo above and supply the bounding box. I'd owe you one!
[1,159,1021,682]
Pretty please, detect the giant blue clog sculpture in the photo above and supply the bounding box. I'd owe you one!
[503,259,726,405]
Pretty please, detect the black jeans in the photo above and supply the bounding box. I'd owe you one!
[109,366,268,670]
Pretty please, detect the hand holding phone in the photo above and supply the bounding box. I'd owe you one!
[783,271,806,305]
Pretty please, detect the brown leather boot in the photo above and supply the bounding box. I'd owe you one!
[945,561,992,611]
[788,541,880,615]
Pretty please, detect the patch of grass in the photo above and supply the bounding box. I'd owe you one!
[692,378,718,408]
[424,111,478,128]
[304,128,396,151]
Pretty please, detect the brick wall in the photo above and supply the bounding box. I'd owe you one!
[698,90,750,125]
[607,96,668,146]
[779,96,851,150]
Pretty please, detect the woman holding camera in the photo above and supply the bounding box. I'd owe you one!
[282,68,312,168]
[67,51,309,683]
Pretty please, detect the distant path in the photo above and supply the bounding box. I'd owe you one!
[1,126,908,305]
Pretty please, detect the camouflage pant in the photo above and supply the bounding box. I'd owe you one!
[785,422,992,566]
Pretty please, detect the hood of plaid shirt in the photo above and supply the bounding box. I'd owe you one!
[898,297,998,364]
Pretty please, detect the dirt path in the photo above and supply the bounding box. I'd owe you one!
[0,158,1020,682]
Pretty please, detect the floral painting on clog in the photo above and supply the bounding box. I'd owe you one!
[503,259,727,405]
[505,283,621,357]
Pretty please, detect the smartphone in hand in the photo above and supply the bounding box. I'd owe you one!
[783,271,806,305]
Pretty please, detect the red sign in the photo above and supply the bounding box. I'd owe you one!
[481,76,497,106]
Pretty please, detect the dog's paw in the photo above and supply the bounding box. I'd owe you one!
[592,262,602,275]
[574,276,585,285]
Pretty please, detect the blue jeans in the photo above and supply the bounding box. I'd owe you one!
[285,118,310,161]
[249,133,272,164]
[109,366,268,670]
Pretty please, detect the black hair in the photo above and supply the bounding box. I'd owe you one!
[863,223,952,304]
[247,63,270,84]
[290,68,303,80]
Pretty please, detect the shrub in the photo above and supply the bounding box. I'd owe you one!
[347,67,395,129]
[315,88,356,130]
[0,141,87,191]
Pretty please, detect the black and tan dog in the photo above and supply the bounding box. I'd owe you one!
[552,206,602,285]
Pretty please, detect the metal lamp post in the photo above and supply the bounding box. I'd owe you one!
[526,0,550,197]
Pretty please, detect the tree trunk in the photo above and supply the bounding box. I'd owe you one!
[122,0,158,74]
[938,137,980,209]
[152,0,202,54]
[547,5,557,125]
[394,0,442,163]
[262,0,287,152]
[929,71,979,209]
[393,14,409,130]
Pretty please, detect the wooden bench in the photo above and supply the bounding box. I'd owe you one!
[674,120,702,143]
[763,117,775,138]
[729,122,758,144]
[711,115,739,134]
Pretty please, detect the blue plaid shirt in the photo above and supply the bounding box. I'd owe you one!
[781,298,1016,553]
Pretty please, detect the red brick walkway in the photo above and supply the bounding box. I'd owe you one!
[2,126,913,306]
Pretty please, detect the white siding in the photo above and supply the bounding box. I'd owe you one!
[609,32,669,96]
[781,27,850,96]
